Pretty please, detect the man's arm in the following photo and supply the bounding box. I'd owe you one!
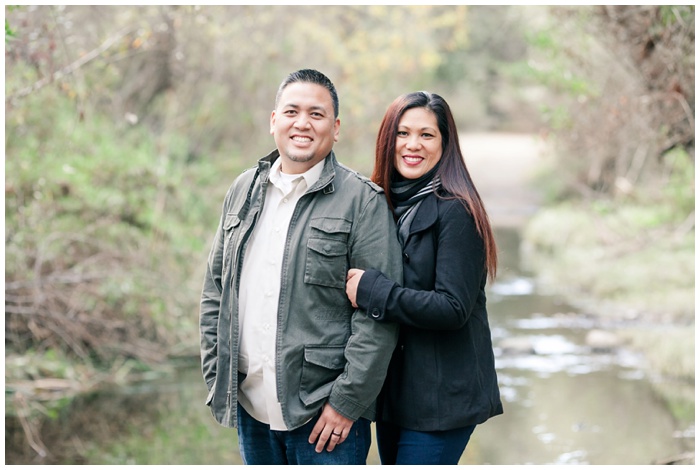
[330,190,402,417]
[308,189,401,452]
[199,196,228,393]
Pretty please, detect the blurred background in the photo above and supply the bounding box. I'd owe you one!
[4,5,694,465]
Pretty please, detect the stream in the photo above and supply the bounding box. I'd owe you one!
[5,226,694,465]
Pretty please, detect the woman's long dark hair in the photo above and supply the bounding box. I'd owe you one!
[372,91,498,281]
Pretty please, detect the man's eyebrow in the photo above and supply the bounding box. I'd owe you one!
[281,103,328,113]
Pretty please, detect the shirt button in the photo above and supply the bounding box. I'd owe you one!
[371,309,380,318]
[403,252,410,263]
[282,198,288,204]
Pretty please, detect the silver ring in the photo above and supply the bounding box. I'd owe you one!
[332,431,342,436]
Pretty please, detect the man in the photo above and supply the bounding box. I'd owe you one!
[199,69,403,465]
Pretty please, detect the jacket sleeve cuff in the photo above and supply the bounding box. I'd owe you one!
[357,268,396,321]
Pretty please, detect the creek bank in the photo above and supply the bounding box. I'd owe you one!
[519,202,695,383]
[460,132,693,442]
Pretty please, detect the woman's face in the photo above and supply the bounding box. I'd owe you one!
[393,107,443,180]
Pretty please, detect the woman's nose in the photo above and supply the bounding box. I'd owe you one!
[406,136,421,150]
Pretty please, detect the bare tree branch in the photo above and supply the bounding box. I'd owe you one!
[6,26,134,103]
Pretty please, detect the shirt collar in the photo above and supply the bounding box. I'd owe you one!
[269,156,325,193]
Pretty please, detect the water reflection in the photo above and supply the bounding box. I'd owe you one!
[6,366,244,465]
[461,227,694,465]
[5,227,694,465]
[472,368,691,464]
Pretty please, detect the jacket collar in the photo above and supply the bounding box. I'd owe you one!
[407,191,438,235]
[258,149,336,194]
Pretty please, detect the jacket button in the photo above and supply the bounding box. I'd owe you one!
[403,252,410,263]
[371,309,380,318]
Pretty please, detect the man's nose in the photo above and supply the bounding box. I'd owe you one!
[294,114,311,129]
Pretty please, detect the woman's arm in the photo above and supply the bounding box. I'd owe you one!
[348,200,486,331]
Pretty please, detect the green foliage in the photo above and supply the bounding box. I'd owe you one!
[6,349,75,383]
[5,84,222,365]
[510,6,695,200]
[4,5,503,379]
[538,104,573,130]
[512,23,597,98]
[660,146,695,215]
[9,5,692,392]
[5,6,19,40]
[659,5,694,26]
[6,18,15,39]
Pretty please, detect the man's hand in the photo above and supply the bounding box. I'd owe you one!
[308,402,354,453]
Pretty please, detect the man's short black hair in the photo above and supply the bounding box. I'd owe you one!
[275,69,339,118]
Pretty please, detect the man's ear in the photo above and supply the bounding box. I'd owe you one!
[333,118,340,142]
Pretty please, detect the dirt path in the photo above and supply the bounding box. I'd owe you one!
[461,132,547,228]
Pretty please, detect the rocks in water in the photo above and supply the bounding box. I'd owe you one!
[585,329,623,352]
[497,329,623,357]
[498,336,536,355]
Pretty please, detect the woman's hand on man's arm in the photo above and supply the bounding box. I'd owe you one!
[345,268,365,308]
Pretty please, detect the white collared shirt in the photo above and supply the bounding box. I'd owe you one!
[237,156,324,431]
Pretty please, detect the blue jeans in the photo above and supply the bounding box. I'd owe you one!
[376,420,477,465]
[236,403,371,465]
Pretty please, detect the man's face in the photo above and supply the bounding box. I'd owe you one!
[270,82,340,174]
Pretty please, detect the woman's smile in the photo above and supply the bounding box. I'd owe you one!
[394,107,443,180]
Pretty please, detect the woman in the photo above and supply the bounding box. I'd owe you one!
[345,92,503,465]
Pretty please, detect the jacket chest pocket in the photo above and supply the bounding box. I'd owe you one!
[304,217,351,289]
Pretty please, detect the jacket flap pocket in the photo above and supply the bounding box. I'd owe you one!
[224,213,241,230]
[304,346,345,370]
[309,217,351,234]
[307,238,347,257]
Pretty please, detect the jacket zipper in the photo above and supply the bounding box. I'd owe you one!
[226,186,262,425]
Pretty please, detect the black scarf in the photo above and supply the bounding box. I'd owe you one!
[390,165,442,239]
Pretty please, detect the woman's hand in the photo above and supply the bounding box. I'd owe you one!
[345,269,365,308]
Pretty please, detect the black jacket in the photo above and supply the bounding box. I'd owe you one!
[356,191,503,431]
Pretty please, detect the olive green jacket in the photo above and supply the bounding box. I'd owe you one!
[200,149,402,430]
